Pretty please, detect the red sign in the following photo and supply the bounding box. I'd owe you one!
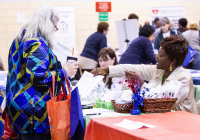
[96,2,111,12]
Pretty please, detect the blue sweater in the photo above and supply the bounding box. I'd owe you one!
[119,36,156,65]
[80,32,107,61]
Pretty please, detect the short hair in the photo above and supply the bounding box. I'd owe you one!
[160,35,188,66]
[189,22,199,31]
[178,18,188,28]
[159,17,170,25]
[128,13,139,20]
[154,17,159,23]
[139,25,155,37]
[97,22,109,33]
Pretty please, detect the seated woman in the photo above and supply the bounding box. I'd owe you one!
[92,35,198,114]
[119,25,156,65]
[97,47,118,89]
[82,48,126,101]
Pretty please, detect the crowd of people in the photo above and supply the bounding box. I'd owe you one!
[0,4,199,140]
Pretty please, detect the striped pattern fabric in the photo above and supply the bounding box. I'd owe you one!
[6,32,66,134]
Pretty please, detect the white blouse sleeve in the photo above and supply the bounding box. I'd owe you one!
[108,64,157,81]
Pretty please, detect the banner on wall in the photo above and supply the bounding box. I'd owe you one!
[151,6,184,29]
[53,6,76,66]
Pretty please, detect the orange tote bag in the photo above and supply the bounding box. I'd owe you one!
[46,72,71,140]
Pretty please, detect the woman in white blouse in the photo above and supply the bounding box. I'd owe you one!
[92,35,198,114]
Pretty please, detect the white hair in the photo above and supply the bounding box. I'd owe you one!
[16,4,60,49]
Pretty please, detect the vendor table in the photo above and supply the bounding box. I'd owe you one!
[84,111,200,140]
[83,108,131,128]
[193,77,200,85]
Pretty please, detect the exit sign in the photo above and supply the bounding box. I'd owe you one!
[99,12,108,21]
[96,2,111,12]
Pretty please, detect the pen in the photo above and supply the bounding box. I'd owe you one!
[86,113,101,116]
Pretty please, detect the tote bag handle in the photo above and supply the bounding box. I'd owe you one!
[49,71,71,102]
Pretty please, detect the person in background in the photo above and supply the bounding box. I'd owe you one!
[169,20,174,29]
[177,18,188,33]
[128,13,142,29]
[119,25,156,65]
[92,35,198,114]
[6,5,78,140]
[153,17,161,44]
[96,48,118,89]
[144,21,150,25]
[183,22,200,70]
[81,48,119,101]
[128,13,139,20]
[0,57,4,70]
[153,17,160,29]
[154,17,182,50]
[79,22,109,69]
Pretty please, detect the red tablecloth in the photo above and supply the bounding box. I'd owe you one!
[84,111,200,140]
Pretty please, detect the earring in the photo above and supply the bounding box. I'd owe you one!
[169,64,172,71]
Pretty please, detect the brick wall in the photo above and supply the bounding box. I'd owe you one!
[0,1,200,70]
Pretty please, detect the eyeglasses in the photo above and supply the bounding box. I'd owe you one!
[54,25,59,32]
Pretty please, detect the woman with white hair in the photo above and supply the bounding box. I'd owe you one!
[154,17,182,50]
[5,5,78,140]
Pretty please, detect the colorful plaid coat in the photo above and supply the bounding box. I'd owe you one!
[6,32,66,133]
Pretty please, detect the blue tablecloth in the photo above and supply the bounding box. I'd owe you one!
[193,77,200,85]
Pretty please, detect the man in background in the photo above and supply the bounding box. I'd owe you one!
[128,13,142,29]
[153,17,161,44]
[153,17,160,29]
[177,18,188,33]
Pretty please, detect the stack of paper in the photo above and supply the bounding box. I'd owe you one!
[73,71,104,98]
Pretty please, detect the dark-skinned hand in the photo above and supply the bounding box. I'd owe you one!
[125,70,145,85]
[91,67,109,77]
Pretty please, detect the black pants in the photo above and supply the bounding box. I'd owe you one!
[17,133,51,140]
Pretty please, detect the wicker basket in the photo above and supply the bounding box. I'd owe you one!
[111,100,133,113]
[141,98,178,113]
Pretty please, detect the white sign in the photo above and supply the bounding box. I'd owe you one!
[113,119,157,130]
[53,6,76,66]
[17,13,25,23]
[115,19,139,54]
[151,6,184,29]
